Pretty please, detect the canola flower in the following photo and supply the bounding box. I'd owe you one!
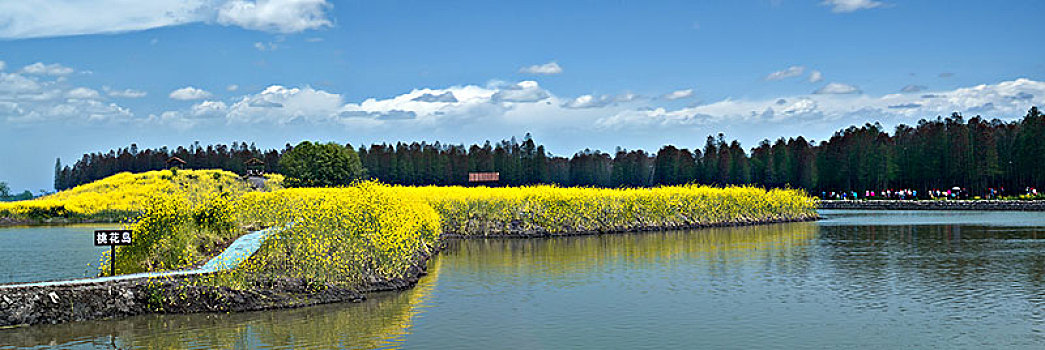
[0,169,280,275]
[1,169,817,287]
[222,183,815,287]
[396,185,817,236]
[226,183,441,287]
[0,169,280,220]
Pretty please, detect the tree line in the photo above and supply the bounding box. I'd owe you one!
[53,107,1045,197]
[0,182,36,201]
[53,141,283,191]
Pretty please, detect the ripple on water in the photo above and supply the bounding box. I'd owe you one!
[4,213,1045,349]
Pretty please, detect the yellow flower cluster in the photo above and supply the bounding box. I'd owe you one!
[223,183,815,286]
[230,182,441,286]
[0,169,276,274]
[395,185,817,236]
[2,169,817,286]
[0,169,260,220]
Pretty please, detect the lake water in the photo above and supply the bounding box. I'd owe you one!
[3,210,1045,349]
[0,224,115,285]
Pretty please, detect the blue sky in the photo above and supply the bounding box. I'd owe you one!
[1,0,1043,191]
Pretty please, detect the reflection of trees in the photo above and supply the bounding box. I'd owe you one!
[818,224,1045,313]
[442,222,818,286]
[1,224,821,349]
[0,257,443,349]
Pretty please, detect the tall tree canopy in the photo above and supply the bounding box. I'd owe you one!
[279,141,366,187]
[54,107,1045,197]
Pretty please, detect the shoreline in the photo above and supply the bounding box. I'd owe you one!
[0,215,818,327]
[440,214,820,239]
[0,247,437,327]
[818,200,1045,211]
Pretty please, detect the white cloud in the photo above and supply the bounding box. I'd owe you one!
[217,0,332,33]
[821,0,884,13]
[9,63,1036,154]
[191,100,228,116]
[1,71,134,124]
[0,61,5,71]
[0,72,43,94]
[339,110,417,120]
[519,62,563,75]
[254,41,278,51]
[227,84,239,91]
[596,79,1045,134]
[0,0,334,39]
[146,111,200,130]
[615,92,640,103]
[766,66,805,81]
[169,86,212,100]
[21,62,74,76]
[160,80,570,129]
[65,87,100,99]
[901,84,926,93]
[662,89,694,100]
[226,85,343,124]
[809,70,823,83]
[814,82,862,94]
[412,91,458,103]
[563,94,614,109]
[491,81,551,102]
[108,88,147,98]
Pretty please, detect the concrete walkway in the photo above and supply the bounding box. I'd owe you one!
[0,225,285,290]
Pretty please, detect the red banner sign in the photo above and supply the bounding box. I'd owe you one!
[468,172,500,182]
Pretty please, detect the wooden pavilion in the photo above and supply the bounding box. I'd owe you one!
[166,156,186,169]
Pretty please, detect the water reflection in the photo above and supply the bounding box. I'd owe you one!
[817,222,1045,345]
[5,212,1045,349]
[443,222,817,284]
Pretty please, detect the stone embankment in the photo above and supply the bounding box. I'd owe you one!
[0,254,432,327]
[441,214,820,238]
[818,200,1045,211]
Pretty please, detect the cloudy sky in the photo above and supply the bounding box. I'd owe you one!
[1,0,1043,191]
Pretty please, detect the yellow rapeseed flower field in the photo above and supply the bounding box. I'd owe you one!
[0,169,275,220]
[0,169,817,286]
[396,185,817,236]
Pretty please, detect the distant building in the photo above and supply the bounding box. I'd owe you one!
[244,157,265,176]
[166,156,186,169]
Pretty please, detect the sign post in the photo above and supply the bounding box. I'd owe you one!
[94,230,133,276]
[468,172,500,183]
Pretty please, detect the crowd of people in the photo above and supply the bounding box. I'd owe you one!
[819,187,1040,200]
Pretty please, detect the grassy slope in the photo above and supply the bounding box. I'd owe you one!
[0,170,281,222]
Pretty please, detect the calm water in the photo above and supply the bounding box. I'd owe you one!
[3,210,1045,349]
[0,224,115,284]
